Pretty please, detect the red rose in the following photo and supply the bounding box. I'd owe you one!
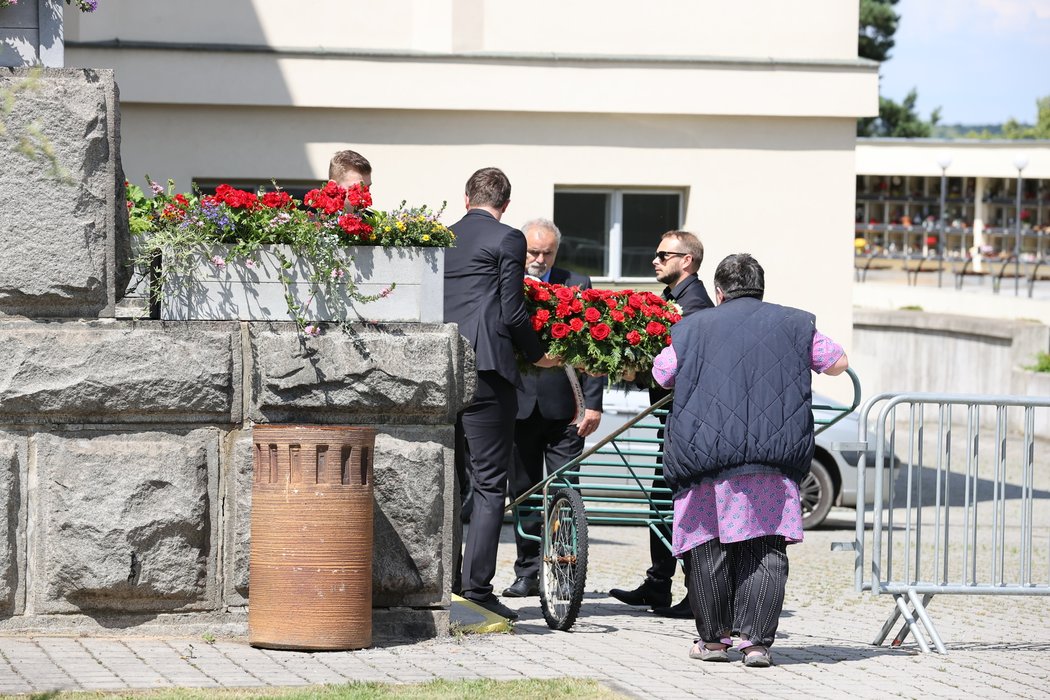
[610,310,625,323]
[346,183,372,209]
[584,307,602,323]
[535,288,552,302]
[628,294,645,309]
[571,298,583,313]
[338,213,373,238]
[645,321,666,335]
[262,191,293,209]
[589,323,611,341]
[626,330,642,346]
[531,315,545,332]
[668,313,682,324]
[569,317,584,332]
[623,306,636,317]
[581,288,601,302]
[665,335,673,345]
[555,302,572,318]
[215,184,257,210]
[604,297,619,309]
[644,292,665,306]
[555,286,575,302]
[535,309,550,323]
[550,322,571,339]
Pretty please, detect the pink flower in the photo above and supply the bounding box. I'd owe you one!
[149,180,164,195]
[244,259,256,269]
[331,268,346,279]
[379,286,393,298]
[303,324,321,337]
[210,256,226,269]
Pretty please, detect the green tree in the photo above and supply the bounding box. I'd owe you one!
[858,0,941,137]
[1001,95,1050,139]
[858,0,899,62]
[859,90,942,138]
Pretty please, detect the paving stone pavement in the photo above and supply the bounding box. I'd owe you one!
[1,513,1049,699]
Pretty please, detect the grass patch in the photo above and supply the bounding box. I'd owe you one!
[1026,351,1050,373]
[28,678,627,700]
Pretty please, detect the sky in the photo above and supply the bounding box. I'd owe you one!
[878,0,1050,125]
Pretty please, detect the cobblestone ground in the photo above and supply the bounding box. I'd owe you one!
[1,422,1048,698]
[1,512,1048,699]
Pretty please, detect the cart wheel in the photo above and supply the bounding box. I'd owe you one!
[540,487,588,631]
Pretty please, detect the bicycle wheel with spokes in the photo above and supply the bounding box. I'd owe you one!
[540,486,588,631]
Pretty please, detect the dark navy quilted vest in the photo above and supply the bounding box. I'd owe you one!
[663,296,816,496]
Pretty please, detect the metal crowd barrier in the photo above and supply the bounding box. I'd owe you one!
[834,392,1050,653]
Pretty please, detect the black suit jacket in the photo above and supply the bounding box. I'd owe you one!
[666,274,714,317]
[516,267,604,421]
[444,209,543,388]
[649,274,714,402]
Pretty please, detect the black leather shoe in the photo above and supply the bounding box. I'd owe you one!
[467,595,519,620]
[608,579,672,609]
[653,597,693,619]
[502,576,539,598]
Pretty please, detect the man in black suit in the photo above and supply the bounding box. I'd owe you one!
[609,230,714,617]
[445,168,558,620]
[502,219,604,598]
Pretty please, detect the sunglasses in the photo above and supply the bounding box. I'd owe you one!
[654,251,687,262]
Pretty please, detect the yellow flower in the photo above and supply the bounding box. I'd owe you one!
[422,234,431,242]
[396,221,406,231]
[384,225,392,232]
[369,233,377,240]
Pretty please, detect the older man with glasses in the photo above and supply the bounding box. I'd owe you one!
[609,229,714,618]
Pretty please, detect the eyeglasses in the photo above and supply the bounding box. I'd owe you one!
[654,251,687,262]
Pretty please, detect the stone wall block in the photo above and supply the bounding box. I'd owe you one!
[0,68,128,318]
[249,322,474,424]
[223,432,253,606]
[371,428,454,607]
[0,434,27,615]
[30,429,220,614]
[0,320,241,424]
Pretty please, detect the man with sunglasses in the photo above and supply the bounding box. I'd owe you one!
[609,230,713,617]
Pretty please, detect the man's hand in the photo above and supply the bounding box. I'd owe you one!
[575,409,602,438]
[533,353,561,368]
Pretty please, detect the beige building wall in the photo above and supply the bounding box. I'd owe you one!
[66,2,877,399]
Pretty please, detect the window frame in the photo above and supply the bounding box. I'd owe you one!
[554,187,685,283]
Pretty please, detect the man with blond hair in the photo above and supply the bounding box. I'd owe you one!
[328,149,372,190]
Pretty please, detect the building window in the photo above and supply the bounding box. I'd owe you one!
[553,189,683,280]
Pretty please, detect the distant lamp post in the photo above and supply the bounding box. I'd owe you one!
[936,154,952,287]
[1013,155,1029,296]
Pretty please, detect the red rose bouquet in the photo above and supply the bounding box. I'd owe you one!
[523,278,681,381]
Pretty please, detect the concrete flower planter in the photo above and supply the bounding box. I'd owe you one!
[0,0,63,67]
[161,245,444,323]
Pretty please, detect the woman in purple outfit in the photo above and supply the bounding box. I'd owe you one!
[651,253,849,668]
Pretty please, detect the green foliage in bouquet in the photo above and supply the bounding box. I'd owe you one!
[126,177,453,335]
[522,278,682,381]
